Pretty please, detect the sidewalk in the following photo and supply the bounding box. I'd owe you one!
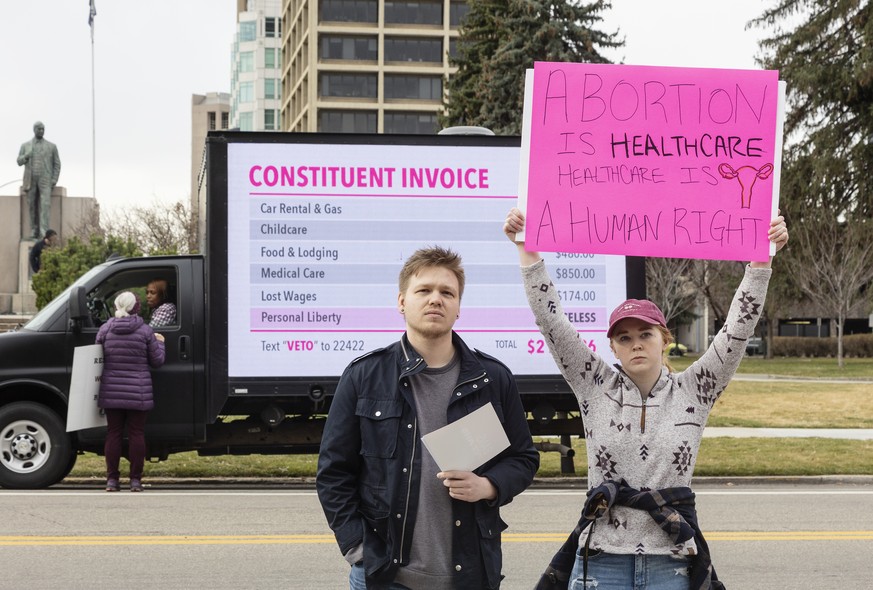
[705,427,873,440]
[732,373,873,383]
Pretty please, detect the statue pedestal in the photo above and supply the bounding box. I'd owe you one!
[12,240,37,314]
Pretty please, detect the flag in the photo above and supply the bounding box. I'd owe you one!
[88,0,96,39]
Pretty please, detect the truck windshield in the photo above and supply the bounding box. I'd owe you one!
[23,265,107,331]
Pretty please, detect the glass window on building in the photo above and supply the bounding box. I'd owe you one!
[239,21,256,42]
[221,112,229,129]
[448,37,459,59]
[384,74,442,100]
[265,48,276,69]
[319,73,378,98]
[265,17,281,38]
[208,111,216,131]
[240,81,254,103]
[319,0,378,24]
[239,112,253,131]
[265,109,276,130]
[385,1,442,25]
[265,78,276,99]
[318,110,377,133]
[384,37,442,63]
[319,35,378,61]
[449,0,470,27]
[239,51,254,73]
[384,112,438,134]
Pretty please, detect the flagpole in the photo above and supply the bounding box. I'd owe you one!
[90,2,96,200]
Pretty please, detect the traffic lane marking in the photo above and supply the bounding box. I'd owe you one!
[0,534,336,546]
[3,489,873,497]
[1,531,872,546]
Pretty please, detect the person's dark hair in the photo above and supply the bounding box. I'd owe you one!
[44,229,57,239]
[149,279,168,304]
[398,246,465,298]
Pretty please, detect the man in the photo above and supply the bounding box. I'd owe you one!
[17,121,61,239]
[29,229,58,273]
[317,246,539,590]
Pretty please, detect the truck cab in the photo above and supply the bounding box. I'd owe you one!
[0,256,203,489]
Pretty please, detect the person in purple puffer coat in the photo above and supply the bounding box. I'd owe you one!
[95,291,166,492]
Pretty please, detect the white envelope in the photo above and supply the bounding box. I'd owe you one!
[420,402,510,472]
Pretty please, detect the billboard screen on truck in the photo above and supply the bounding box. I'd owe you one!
[213,133,641,384]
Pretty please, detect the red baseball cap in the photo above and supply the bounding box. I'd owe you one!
[607,299,667,338]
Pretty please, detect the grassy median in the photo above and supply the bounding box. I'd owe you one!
[67,356,873,480]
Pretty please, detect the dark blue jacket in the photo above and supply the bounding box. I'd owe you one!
[316,332,539,589]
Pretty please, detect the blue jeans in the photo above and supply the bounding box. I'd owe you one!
[569,550,691,590]
[348,563,411,590]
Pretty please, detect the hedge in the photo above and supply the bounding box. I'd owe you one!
[771,334,873,357]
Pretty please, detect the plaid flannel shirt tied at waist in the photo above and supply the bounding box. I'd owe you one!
[535,479,725,590]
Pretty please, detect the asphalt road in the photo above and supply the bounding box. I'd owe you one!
[2,481,871,589]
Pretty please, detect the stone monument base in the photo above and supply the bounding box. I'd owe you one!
[11,239,37,314]
[0,184,98,316]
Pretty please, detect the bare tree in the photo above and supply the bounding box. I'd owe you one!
[686,260,745,325]
[66,203,104,240]
[102,199,198,254]
[791,213,873,366]
[645,257,698,328]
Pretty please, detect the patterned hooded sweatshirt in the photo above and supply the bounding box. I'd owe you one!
[521,259,771,556]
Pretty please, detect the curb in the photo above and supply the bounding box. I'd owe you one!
[56,474,873,489]
[529,474,873,488]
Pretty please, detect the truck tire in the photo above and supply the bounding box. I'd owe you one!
[60,448,79,481]
[0,402,74,489]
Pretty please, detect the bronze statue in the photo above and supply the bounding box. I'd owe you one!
[17,121,61,239]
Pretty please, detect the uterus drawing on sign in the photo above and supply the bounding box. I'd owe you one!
[717,163,774,209]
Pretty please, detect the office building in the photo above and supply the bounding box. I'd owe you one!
[191,92,231,243]
[280,0,470,133]
[233,0,284,131]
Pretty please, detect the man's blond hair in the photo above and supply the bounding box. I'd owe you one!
[398,246,465,298]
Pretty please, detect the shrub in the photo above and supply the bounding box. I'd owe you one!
[771,334,873,357]
[32,235,142,309]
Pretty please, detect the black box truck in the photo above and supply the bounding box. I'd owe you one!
[0,132,642,488]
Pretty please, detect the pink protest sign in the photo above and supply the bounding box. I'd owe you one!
[525,62,782,261]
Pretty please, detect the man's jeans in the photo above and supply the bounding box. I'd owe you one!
[349,563,411,590]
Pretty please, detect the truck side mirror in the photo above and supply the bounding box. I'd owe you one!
[68,285,88,333]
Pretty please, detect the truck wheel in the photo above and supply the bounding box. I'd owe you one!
[60,449,79,481]
[0,402,74,489]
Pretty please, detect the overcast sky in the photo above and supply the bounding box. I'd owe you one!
[0,0,770,214]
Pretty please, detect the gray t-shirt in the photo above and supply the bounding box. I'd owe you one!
[393,352,460,590]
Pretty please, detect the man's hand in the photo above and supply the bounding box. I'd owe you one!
[437,471,497,503]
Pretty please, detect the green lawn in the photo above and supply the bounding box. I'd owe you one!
[67,355,873,481]
[709,381,873,428]
[536,438,873,477]
[670,355,873,379]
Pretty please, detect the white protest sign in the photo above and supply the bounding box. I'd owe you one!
[66,344,106,432]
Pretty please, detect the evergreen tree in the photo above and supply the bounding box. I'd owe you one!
[440,0,507,129]
[32,235,142,310]
[442,0,621,134]
[752,1,873,359]
[753,0,873,217]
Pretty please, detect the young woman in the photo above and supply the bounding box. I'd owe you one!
[504,207,788,590]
